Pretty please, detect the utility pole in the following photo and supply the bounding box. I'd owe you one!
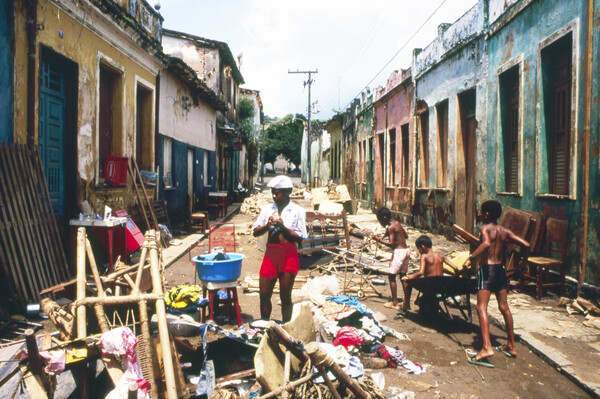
[289,69,318,190]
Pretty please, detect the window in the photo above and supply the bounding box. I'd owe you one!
[436,101,448,187]
[163,137,172,188]
[541,33,573,196]
[418,111,429,187]
[136,82,153,170]
[363,140,367,181]
[389,128,396,185]
[98,63,123,180]
[499,67,520,192]
[204,151,209,185]
[401,124,409,187]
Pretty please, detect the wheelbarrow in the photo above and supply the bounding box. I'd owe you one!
[406,275,476,321]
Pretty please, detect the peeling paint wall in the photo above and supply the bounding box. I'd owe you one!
[13,0,161,215]
[355,91,373,208]
[412,0,487,236]
[486,0,599,290]
[372,69,415,221]
[159,70,216,151]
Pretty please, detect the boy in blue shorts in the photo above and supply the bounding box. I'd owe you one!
[463,200,529,368]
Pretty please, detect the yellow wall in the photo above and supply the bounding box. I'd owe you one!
[14,0,161,212]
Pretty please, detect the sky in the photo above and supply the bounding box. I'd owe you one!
[158,0,478,120]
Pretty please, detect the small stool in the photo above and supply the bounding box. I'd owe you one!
[200,280,242,326]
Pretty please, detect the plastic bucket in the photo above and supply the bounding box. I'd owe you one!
[193,253,245,282]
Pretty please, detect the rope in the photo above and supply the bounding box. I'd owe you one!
[10,367,25,399]
[290,360,385,399]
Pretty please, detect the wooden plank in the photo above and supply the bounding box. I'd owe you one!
[31,148,70,281]
[12,146,53,293]
[0,144,40,303]
[0,144,27,306]
[21,146,64,285]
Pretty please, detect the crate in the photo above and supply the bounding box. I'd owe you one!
[193,253,244,282]
[103,155,128,186]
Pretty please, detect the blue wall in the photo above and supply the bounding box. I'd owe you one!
[486,0,598,288]
[0,1,14,143]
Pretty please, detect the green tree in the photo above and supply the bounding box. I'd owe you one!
[263,114,304,166]
[238,97,257,142]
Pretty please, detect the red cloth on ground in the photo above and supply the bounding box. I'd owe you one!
[332,326,363,349]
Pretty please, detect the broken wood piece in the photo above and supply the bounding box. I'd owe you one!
[557,297,571,307]
[305,342,370,399]
[256,371,319,399]
[571,301,586,314]
[282,350,291,399]
[25,328,54,397]
[215,369,256,385]
[316,364,342,399]
[577,297,600,315]
[40,298,74,341]
[266,322,309,363]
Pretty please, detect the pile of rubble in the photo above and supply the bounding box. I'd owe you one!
[240,193,270,215]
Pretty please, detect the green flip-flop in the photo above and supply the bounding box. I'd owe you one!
[467,355,494,368]
[495,345,516,358]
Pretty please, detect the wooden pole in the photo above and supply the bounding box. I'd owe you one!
[148,231,178,399]
[132,158,159,230]
[257,372,318,399]
[85,238,109,333]
[305,342,370,399]
[127,160,150,231]
[76,228,87,338]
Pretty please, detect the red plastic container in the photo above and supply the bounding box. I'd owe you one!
[103,155,128,185]
[114,210,144,256]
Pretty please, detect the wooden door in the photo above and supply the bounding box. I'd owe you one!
[39,55,65,218]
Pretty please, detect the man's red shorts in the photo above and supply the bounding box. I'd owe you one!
[259,242,300,279]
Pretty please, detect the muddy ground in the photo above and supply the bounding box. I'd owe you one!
[165,208,591,399]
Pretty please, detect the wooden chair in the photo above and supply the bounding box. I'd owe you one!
[519,218,569,300]
[499,207,532,281]
[188,194,208,234]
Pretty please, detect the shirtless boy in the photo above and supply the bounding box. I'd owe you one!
[371,207,410,310]
[463,200,530,368]
[401,235,460,310]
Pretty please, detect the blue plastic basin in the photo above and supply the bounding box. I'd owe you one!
[193,253,245,282]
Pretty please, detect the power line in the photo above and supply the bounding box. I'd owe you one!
[338,0,448,112]
[289,69,318,190]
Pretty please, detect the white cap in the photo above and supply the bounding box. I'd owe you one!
[267,175,294,189]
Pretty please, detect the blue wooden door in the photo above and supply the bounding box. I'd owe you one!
[39,57,66,218]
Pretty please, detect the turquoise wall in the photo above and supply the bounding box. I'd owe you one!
[486,0,598,289]
[0,1,13,143]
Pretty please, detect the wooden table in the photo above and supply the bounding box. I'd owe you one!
[209,191,228,218]
[69,217,128,272]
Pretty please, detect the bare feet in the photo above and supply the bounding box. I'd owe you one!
[495,345,517,358]
[476,348,495,361]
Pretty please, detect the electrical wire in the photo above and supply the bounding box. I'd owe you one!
[335,0,449,113]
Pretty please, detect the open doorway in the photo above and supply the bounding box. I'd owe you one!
[457,89,476,232]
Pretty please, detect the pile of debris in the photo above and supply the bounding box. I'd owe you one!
[0,229,185,398]
[240,193,270,215]
[557,297,600,329]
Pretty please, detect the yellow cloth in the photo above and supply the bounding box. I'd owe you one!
[444,251,470,275]
[164,284,203,309]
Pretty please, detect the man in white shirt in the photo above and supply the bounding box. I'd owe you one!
[252,175,307,322]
